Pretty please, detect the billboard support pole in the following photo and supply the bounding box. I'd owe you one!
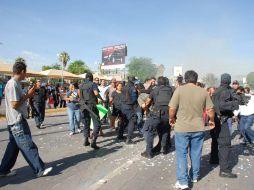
[124,67,126,80]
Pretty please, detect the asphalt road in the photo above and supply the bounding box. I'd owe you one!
[0,112,254,190]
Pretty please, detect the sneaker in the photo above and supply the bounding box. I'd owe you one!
[175,181,189,189]
[69,132,74,136]
[0,170,17,177]
[37,167,53,177]
[191,179,198,183]
[77,128,82,133]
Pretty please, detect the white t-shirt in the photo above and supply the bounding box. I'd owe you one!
[234,94,254,116]
[98,85,110,101]
[5,78,28,125]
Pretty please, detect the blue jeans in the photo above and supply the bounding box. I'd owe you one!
[0,119,45,176]
[239,115,254,143]
[136,111,143,133]
[175,132,205,185]
[67,108,81,133]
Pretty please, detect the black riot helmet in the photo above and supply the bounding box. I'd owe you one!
[127,76,136,84]
[157,76,167,86]
[85,72,93,82]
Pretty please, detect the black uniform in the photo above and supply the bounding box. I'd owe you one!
[32,86,47,128]
[79,80,101,149]
[210,73,240,177]
[143,84,173,158]
[111,91,124,117]
[118,80,138,144]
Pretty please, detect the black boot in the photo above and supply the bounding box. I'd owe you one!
[91,141,100,150]
[219,170,237,178]
[141,151,153,159]
[83,138,90,146]
[152,144,161,154]
[162,146,169,155]
[116,136,126,142]
[126,138,134,144]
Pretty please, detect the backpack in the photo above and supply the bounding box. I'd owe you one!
[155,86,173,106]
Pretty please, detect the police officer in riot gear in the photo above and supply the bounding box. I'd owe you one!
[210,73,243,178]
[79,73,104,149]
[141,76,173,158]
[117,76,138,144]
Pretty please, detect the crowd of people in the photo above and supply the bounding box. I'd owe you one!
[0,59,254,190]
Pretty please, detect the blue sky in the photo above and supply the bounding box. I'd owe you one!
[0,0,254,77]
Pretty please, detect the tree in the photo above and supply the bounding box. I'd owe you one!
[67,60,91,75]
[202,73,218,87]
[42,63,61,71]
[247,72,254,89]
[156,64,165,77]
[15,57,26,64]
[58,51,70,69]
[127,57,158,82]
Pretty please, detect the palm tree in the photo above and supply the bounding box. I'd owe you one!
[58,51,70,69]
[58,51,70,85]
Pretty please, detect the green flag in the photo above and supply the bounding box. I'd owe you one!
[90,104,108,129]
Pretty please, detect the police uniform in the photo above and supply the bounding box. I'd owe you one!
[118,78,138,144]
[142,84,173,158]
[210,73,240,178]
[79,79,101,149]
[32,86,47,128]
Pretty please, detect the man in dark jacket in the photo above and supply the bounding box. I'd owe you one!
[210,73,241,178]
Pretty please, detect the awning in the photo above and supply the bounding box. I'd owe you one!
[0,63,45,77]
[40,69,82,80]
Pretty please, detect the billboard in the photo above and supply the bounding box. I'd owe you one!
[102,44,127,67]
[173,66,183,77]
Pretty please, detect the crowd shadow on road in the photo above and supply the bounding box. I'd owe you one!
[0,127,7,133]
[229,143,254,169]
[44,122,69,128]
[198,142,254,183]
[0,145,123,188]
[46,114,67,118]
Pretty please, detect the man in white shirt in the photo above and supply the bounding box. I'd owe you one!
[98,79,110,125]
[0,58,53,178]
[98,79,109,101]
[234,93,254,145]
